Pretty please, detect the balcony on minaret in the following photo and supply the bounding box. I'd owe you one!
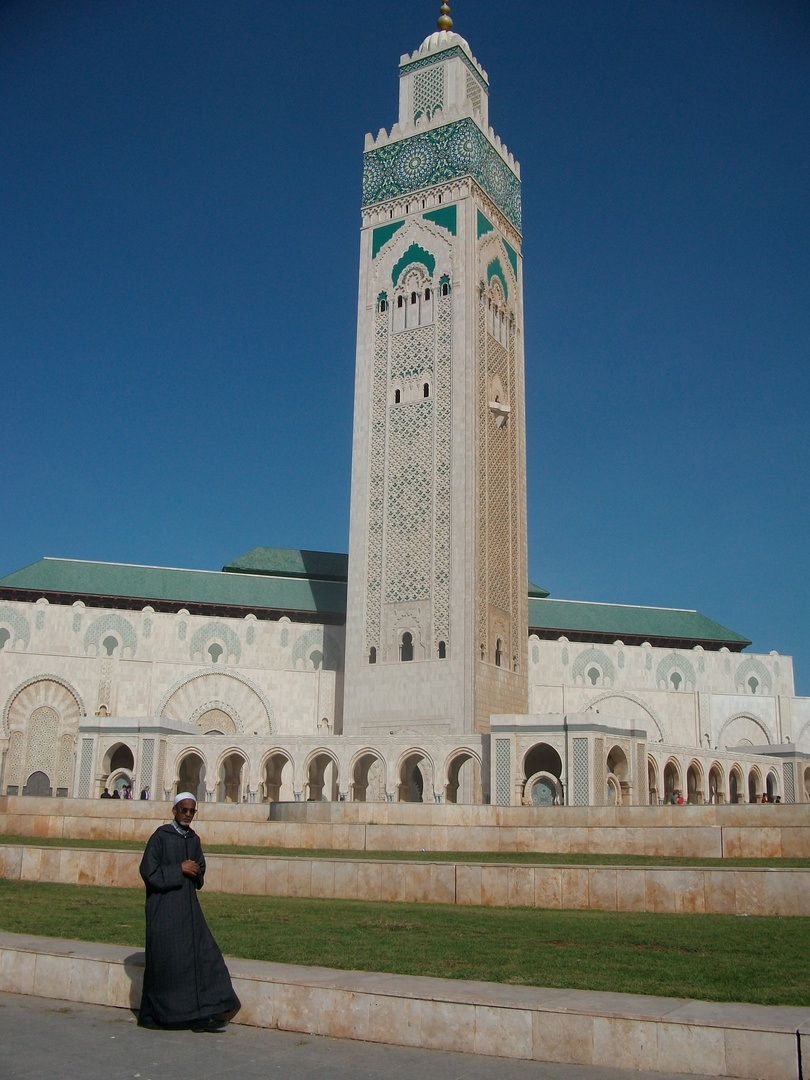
[397,28,490,136]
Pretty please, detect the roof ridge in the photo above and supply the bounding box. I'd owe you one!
[534,596,698,615]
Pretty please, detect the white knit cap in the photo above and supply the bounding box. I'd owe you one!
[173,791,197,807]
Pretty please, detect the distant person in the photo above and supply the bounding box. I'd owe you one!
[676,793,684,806]
[100,787,112,799]
[112,789,120,799]
[140,786,150,800]
[760,793,769,803]
[138,792,240,1032]
[122,784,133,800]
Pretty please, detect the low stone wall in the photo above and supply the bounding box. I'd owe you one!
[0,930,807,1080]
[0,796,808,857]
[2,843,808,915]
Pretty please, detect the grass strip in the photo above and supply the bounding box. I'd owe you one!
[0,835,806,868]
[0,879,808,1007]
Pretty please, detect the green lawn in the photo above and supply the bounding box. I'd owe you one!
[0,834,806,868]
[0,879,808,1007]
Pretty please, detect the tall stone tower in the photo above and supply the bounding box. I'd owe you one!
[344,4,528,739]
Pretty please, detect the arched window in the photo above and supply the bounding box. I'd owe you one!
[587,666,600,686]
[748,676,759,694]
[423,383,430,398]
[495,639,503,667]
[102,635,118,657]
[441,282,450,296]
[400,632,414,662]
[397,295,403,308]
[670,671,682,691]
[394,389,401,404]
[208,643,223,664]
[369,646,377,664]
[424,288,431,301]
[438,641,446,659]
[410,292,417,305]
[379,298,388,313]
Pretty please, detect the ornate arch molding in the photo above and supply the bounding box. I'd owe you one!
[734,657,773,695]
[291,627,343,672]
[189,621,242,664]
[655,652,697,691]
[83,614,137,657]
[573,648,616,686]
[0,606,31,649]
[156,670,275,735]
[578,691,667,743]
[2,674,87,737]
[717,712,773,748]
[443,746,483,774]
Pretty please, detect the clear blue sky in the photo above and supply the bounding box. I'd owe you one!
[1,1,808,691]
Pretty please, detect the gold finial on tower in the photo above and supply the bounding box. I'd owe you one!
[437,2,453,32]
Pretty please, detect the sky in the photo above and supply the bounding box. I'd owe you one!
[1,1,808,691]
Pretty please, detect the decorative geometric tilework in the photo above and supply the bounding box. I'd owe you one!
[189,621,241,664]
[57,733,74,790]
[72,610,82,632]
[433,290,452,648]
[399,46,488,92]
[466,70,482,113]
[280,626,289,648]
[392,243,435,285]
[0,607,30,648]
[494,738,511,805]
[178,621,187,641]
[291,627,343,671]
[365,308,389,653]
[655,653,696,690]
[413,65,444,123]
[363,118,521,232]
[385,400,434,603]
[245,623,255,646]
[97,658,113,712]
[5,730,24,788]
[140,738,155,793]
[142,617,152,639]
[734,657,773,694]
[25,706,58,778]
[35,606,46,631]
[84,614,137,657]
[77,738,94,799]
[593,737,605,805]
[783,763,796,804]
[157,740,167,797]
[636,743,647,806]
[572,737,589,805]
[573,648,615,684]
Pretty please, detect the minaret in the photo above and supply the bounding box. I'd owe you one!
[343,3,528,739]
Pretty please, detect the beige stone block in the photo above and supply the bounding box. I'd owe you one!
[273,982,336,1037]
[534,866,562,909]
[428,863,455,905]
[474,1004,533,1058]
[114,951,145,1010]
[265,858,289,898]
[759,828,783,859]
[366,993,423,1047]
[31,815,53,838]
[560,868,588,909]
[32,951,75,1000]
[587,867,618,911]
[615,868,647,912]
[77,849,101,886]
[673,870,706,914]
[380,862,409,902]
[220,857,246,896]
[332,859,359,901]
[37,846,62,883]
[95,850,119,887]
[780,827,810,858]
[656,1021,726,1077]
[481,865,509,907]
[0,947,36,994]
[356,860,383,901]
[725,1028,798,1080]
[118,851,142,889]
[645,870,676,913]
[455,863,482,907]
[310,859,335,899]
[722,827,744,858]
[593,1016,658,1071]
[241,857,268,897]
[59,848,80,884]
[230,974,276,1028]
[507,865,535,908]
[420,998,476,1053]
[703,870,737,915]
[201,856,224,894]
[736,871,771,916]
[286,859,312,898]
[70,957,113,1006]
[20,846,43,882]
[532,1008,594,1065]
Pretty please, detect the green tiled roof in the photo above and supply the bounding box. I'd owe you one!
[0,555,749,649]
[223,547,349,582]
[528,597,750,649]
[0,558,346,616]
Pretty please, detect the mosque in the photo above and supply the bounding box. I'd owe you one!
[1,5,808,809]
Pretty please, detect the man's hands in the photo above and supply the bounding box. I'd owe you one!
[181,859,200,878]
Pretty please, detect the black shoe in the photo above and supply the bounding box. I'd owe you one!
[191,1016,228,1033]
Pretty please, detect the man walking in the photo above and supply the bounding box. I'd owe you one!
[138,792,240,1032]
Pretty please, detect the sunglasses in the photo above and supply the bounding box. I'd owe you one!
[175,806,197,815]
